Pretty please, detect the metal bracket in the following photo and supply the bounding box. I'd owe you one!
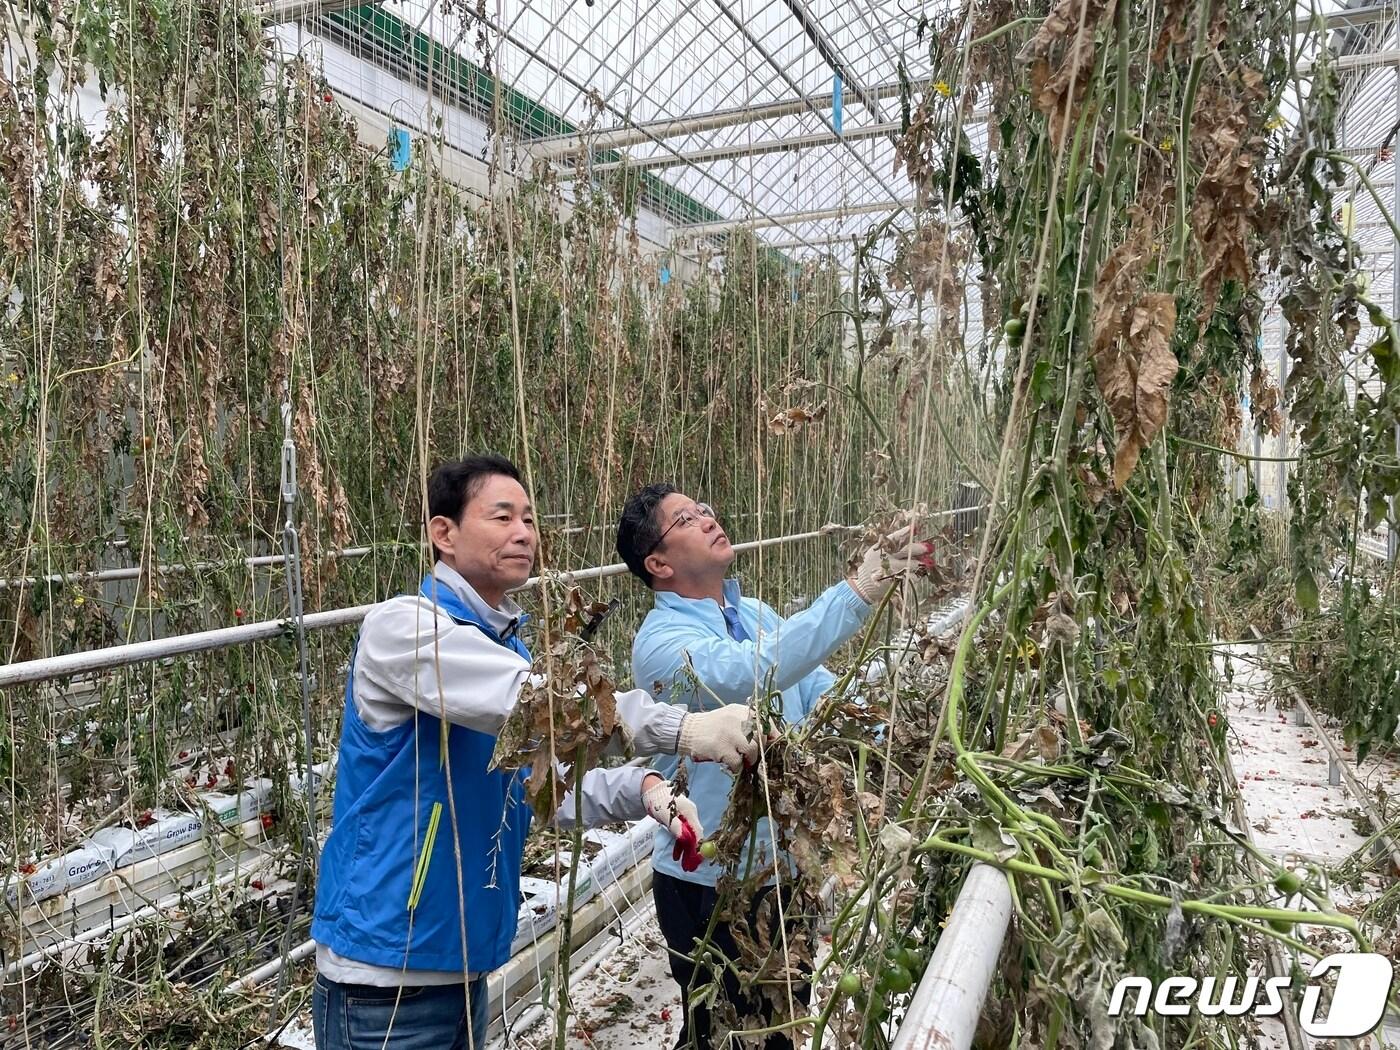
[277,392,315,871]
[280,398,298,512]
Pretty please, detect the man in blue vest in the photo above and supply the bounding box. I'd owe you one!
[311,455,760,1050]
[615,484,926,1050]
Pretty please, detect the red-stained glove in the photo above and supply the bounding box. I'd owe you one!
[671,820,703,872]
[847,524,936,604]
[643,779,704,871]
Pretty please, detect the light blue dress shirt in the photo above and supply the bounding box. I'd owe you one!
[632,577,871,885]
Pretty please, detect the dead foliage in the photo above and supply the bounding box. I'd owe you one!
[1249,365,1283,437]
[491,584,633,816]
[1016,0,1118,145]
[888,224,968,329]
[766,379,829,434]
[1090,211,1180,488]
[1190,67,1269,321]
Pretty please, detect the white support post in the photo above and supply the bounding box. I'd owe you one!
[891,864,1013,1050]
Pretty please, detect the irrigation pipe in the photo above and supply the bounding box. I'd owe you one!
[226,937,318,993]
[4,855,271,976]
[0,508,988,689]
[890,863,1012,1050]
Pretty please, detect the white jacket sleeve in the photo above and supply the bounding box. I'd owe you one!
[614,687,686,756]
[553,765,649,828]
[352,596,689,754]
[352,595,530,734]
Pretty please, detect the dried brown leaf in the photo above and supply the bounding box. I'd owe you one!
[1016,0,1117,143]
[1097,292,1178,487]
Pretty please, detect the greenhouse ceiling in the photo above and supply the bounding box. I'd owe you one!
[271,0,1400,267]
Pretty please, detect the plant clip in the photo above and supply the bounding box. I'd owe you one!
[579,597,622,642]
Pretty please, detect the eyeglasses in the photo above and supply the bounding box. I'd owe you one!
[645,502,716,557]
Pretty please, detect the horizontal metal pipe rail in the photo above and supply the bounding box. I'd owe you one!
[0,512,777,591]
[1,507,985,689]
[0,545,381,592]
[0,526,842,688]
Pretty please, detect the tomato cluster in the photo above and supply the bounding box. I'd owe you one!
[833,939,928,1017]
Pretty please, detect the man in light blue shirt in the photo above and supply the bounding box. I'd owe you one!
[615,484,925,1050]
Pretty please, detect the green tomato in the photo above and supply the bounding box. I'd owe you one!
[1273,869,1302,896]
[1294,569,1320,612]
[1003,318,1026,340]
[891,947,920,972]
[878,963,913,994]
[1268,917,1294,934]
[837,972,862,997]
[698,840,718,861]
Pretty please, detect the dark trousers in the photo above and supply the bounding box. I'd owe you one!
[652,870,812,1050]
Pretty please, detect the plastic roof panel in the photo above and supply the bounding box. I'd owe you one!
[355,0,1400,261]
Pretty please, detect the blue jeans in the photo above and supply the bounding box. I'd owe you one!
[313,972,490,1050]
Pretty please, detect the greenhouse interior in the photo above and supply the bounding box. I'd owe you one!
[2,0,1400,1046]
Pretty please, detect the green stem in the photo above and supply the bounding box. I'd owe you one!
[1166,7,1213,290]
[917,832,1369,944]
[1170,433,1338,462]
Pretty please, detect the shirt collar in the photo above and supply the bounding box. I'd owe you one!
[431,561,524,637]
[655,579,745,625]
[721,578,743,611]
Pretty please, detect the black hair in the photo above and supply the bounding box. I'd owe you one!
[616,482,679,588]
[426,454,523,561]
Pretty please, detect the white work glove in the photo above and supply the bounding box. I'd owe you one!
[864,645,904,685]
[847,524,931,604]
[677,705,759,772]
[642,776,705,872]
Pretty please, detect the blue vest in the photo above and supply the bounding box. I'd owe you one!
[311,576,533,974]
